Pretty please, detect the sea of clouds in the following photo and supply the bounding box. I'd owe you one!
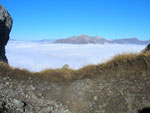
[6,41,146,72]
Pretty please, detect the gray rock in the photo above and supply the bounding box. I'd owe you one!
[0,4,13,63]
[142,43,150,53]
[0,101,4,109]
[62,64,70,69]
[13,99,25,108]
[0,101,5,113]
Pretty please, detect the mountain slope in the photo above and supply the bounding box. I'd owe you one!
[0,52,150,113]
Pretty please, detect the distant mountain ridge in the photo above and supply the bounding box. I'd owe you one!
[111,38,150,45]
[55,34,108,44]
[10,35,150,45]
[54,34,150,45]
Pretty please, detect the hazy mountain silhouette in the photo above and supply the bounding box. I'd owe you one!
[54,34,108,44]
[54,34,150,45]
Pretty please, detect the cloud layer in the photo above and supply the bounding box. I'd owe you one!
[6,41,145,72]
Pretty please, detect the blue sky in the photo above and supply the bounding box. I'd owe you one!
[1,0,150,40]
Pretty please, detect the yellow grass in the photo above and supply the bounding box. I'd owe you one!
[0,52,150,81]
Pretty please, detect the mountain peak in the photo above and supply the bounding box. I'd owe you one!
[55,34,108,44]
[79,34,88,37]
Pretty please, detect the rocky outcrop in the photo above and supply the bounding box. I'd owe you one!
[142,43,150,53]
[0,4,13,63]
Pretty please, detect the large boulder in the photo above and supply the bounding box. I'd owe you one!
[0,4,13,63]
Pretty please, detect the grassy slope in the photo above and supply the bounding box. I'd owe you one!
[0,52,150,82]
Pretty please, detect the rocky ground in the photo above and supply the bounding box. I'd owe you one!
[0,75,72,113]
[0,53,150,113]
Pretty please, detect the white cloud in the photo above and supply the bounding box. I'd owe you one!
[6,41,145,72]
